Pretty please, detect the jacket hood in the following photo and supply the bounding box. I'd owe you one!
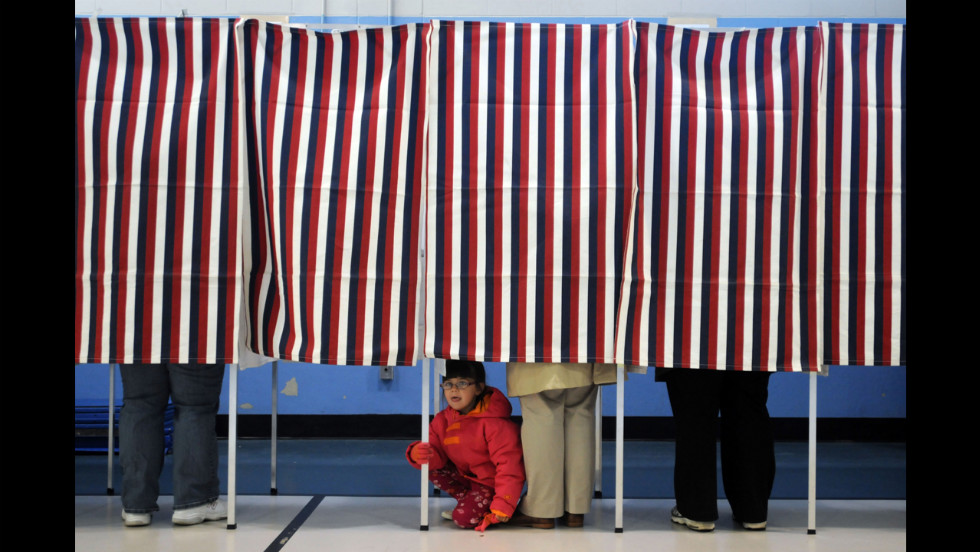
[447,386,513,420]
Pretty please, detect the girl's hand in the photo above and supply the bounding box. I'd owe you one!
[409,442,432,464]
[474,512,500,532]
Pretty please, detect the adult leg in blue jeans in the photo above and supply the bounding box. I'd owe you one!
[119,363,225,526]
[120,364,170,518]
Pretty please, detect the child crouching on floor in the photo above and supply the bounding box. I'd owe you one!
[406,360,525,531]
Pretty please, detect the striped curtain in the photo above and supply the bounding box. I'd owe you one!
[819,23,906,366]
[75,18,242,364]
[239,20,427,366]
[424,21,636,363]
[616,23,822,371]
[75,18,906,371]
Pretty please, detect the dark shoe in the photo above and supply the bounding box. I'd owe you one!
[560,512,584,527]
[509,512,555,529]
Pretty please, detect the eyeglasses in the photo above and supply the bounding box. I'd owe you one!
[441,380,476,391]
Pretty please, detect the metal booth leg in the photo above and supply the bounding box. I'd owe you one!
[594,386,602,498]
[271,360,278,495]
[419,358,431,530]
[808,371,817,535]
[227,363,238,529]
[614,364,624,532]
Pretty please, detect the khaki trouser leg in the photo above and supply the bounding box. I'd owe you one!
[563,385,597,514]
[519,385,597,517]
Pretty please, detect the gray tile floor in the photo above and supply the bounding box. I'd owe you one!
[75,495,906,552]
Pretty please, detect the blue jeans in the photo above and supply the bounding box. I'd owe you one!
[119,363,225,513]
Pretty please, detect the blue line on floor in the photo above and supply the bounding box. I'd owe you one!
[264,495,324,552]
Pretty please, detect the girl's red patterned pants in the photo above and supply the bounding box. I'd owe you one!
[429,465,494,529]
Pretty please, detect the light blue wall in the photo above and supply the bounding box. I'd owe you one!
[75,362,906,418]
[74,0,906,23]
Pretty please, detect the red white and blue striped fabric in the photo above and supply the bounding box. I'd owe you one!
[819,23,905,367]
[615,22,822,371]
[239,20,427,366]
[424,20,635,363]
[75,17,243,364]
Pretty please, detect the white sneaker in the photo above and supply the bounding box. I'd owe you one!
[670,507,714,532]
[121,510,151,527]
[172,499,228,525]
[741,520,767,530]
[441,510,453,520]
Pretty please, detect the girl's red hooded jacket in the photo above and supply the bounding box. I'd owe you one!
[406,387,525,518]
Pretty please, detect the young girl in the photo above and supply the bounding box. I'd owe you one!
[406,360,525,531]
